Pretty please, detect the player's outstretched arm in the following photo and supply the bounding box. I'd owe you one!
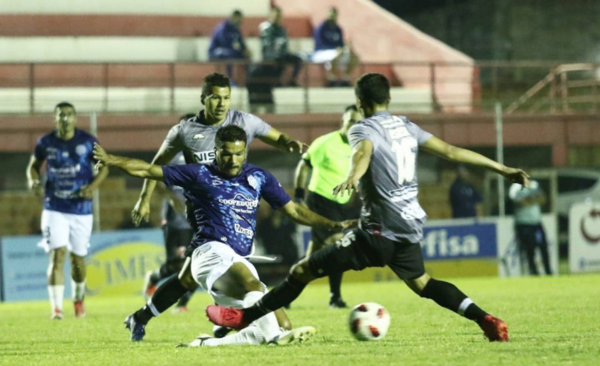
[93,143,164,181]
[259,127,309,154]
[333,139,373,198]
[293,157,312,203]
[420,136,530,187]
[280,201,357,231]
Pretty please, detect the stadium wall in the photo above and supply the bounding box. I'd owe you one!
[273,0,475,112]
[2,113,599,167]
[0,0,270,16]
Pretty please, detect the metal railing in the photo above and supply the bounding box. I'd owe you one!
[1,60,598,115]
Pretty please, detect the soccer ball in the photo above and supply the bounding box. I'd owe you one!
[348,302,391,341]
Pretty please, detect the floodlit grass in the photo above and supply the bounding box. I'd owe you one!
[1,274,599,366]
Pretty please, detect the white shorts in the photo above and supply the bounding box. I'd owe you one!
[39,209,93,257]
[311,48,351,68]
[191,241,263,309]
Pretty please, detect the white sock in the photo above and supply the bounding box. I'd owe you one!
[71,280,86,302]
[48,285,65,311]
[203,325,265,346]
[243,291,281,343]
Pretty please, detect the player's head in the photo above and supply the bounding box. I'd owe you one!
[340,105,362,139]
[214,125,247,177]
[201,73,231,122]
[230,10,243,27]
[355,73,390,116]
[327,7,338,23]
[54,102,77,135]
[269,6,282,25]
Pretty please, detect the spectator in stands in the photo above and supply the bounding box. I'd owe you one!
[449,164,482,218]
[259,6,303,87]
[312,7,359,87]
[509,180,553,276]
[208,10,251,84]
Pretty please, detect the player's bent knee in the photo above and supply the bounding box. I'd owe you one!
[290,260,315,283]
[178,265,198,290]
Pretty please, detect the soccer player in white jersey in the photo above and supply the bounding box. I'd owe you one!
[207,73,532,342]
[93,126,354,346]
[26,102,109,319]
[125,73,307,341]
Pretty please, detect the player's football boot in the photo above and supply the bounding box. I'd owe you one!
[478,315,509,342]
[270,326,316,345]
[213,325,233,338]
[171,306,189,314]
[51,308,64,320]
[143,271,157,301]
[74,300,86,318]
[176,334,212,348]
[205,305,249,330]
[329,297,348,309]
[124,314,146,341]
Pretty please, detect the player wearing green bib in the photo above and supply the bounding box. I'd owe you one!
[294,105,362,308]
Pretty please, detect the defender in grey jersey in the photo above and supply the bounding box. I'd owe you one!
[206,73,531,343]
[125,73,305,341]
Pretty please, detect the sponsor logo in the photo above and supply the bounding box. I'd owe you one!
[247,175,258,190]
[49,164,81,178]
[218,193,259,209]
[193,134,205,140]
[193,151,215,163]
[234,224,254,238]
[580,209,600,244]
[75,144,87,156]
[421,223,496,259]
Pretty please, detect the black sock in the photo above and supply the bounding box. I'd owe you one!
[134,275,188,324]
[420,278,488,322]
[329,271,343,300]
[176,291,193,307]
[243,276,307,324]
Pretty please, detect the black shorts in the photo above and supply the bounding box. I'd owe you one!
[515,223,548,250]
[306,191,361,243]
[308,229,425,280]
[163,225,194,262]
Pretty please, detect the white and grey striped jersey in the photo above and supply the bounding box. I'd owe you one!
[348,111,432,243]
[162,110,272,164]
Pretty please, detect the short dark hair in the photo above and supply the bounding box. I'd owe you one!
[355,73,390,107]
[344,104,358,113]
[232,10,243,17]
[55,101,76,113]
[202,73,230,96]
[215,125,247,147]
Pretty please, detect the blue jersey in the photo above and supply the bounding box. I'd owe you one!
[314,20,344,51]
[33,129,98,215]
[162,162,291,256]
[208,20,246,58]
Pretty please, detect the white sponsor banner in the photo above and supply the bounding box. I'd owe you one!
[569,202,600,273]
[497,215,559,277]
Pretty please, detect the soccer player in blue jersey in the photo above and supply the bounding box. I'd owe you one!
[26,102,109,319]
[206,73,532,342]
[93,126,354,346]
[129,73,305,341]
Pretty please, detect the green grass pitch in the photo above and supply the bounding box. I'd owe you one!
[1,274,599,366]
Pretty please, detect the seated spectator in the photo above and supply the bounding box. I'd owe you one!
[208,10,251,84]
[259,6,303,87]
[449,164,482,218]
[311,7,359,87]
